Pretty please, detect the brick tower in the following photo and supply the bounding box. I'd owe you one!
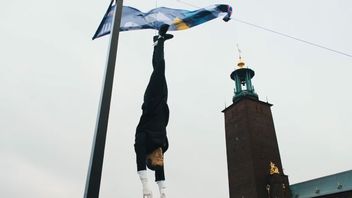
[222,57,290,198]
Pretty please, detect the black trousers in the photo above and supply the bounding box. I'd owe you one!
[134,40,169,181]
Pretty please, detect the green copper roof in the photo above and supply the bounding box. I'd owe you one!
[290,170,352,198]
[230,68,258,102]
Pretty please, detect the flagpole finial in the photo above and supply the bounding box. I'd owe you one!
[236,44,245,68]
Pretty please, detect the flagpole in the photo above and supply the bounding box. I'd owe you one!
[84,0,123,197]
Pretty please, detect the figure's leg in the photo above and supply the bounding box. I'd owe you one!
[143,25,173,103]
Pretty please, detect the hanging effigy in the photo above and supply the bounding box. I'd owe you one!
[134,24,173,198]
[93,3,232,39]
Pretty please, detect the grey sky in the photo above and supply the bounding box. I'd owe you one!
[0,0,351,197]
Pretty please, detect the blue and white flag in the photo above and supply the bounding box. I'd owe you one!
[93,3,233,40]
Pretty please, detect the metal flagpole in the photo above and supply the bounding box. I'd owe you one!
[84,0,123,197]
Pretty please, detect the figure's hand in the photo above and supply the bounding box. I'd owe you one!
[157,180,166,198]
[143,189,153,198]
[143,191,153,198]
[160,192,166,198]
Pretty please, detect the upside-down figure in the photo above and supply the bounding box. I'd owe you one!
[134,24,173,198]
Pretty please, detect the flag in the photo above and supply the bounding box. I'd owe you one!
[93,3,233,40]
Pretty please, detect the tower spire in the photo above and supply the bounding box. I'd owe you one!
[230,49,258,102]
[236,44,245,68]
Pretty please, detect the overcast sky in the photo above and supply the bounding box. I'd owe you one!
[1,0,352,197]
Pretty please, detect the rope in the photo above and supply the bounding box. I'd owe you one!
[173,0,352,59]
[233,18,352,58]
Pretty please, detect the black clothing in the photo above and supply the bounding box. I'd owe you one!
[134,36,170,181]
[134,132,166,181]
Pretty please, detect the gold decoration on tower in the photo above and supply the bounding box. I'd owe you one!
[237,57,245,68]
[270,161,280,175]
[236,44,245,68]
